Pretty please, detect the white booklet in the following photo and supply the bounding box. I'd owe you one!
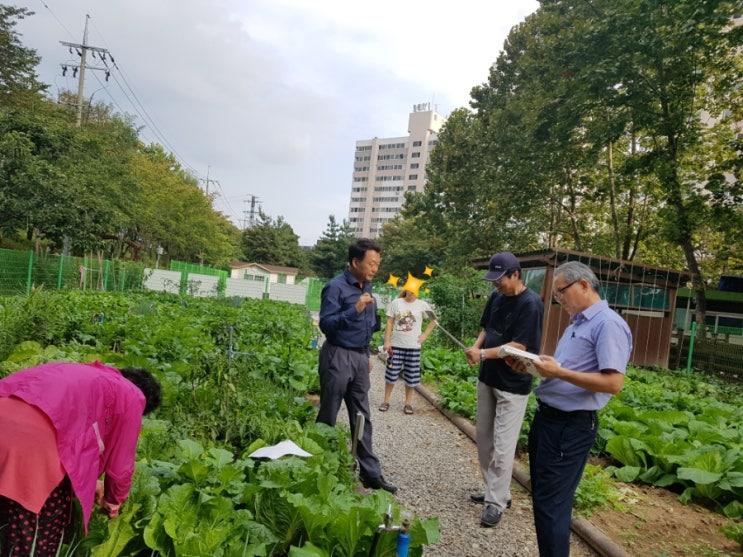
[498,345,544,378]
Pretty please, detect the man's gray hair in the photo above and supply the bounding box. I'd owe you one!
[556,261,600,292]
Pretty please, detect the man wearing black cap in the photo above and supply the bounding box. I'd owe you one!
[464,252,543,527]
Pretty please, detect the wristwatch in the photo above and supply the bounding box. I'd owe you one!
[480,348,486,362]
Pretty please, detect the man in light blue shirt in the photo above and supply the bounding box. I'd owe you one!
[528,261,632,557]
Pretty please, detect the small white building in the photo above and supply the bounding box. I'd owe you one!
[229,262,299,285]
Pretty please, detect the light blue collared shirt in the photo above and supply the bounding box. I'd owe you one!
[534,300,632,411]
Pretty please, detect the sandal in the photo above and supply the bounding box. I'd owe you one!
[404,405,414,415]
[378,402,390,412]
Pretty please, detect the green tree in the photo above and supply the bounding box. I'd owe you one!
[513,0,743,326]
[411,109,509,267]
[0,8,247,268]
[0,5,47,107]
[376,210,446,280]
[0,102,83,247]
[242,209,307,269]
[130,144,241,267]
[424,0,742,329]
[309,215,355,279]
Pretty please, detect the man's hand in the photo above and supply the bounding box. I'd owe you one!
[464,346,479,366]
[530,355,562,378]
[355,292,374,313]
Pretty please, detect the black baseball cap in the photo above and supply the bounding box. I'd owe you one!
[484,252,520,281]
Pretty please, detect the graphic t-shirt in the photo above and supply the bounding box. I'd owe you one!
[386,297,432,349]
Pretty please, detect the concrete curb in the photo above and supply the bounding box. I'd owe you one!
[414,383,631,557]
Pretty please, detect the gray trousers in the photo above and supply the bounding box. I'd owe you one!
[316,343,382,480]
[476,381,530,512]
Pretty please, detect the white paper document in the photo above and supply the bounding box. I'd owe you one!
[498,345,545,378]
[247,440,312,459]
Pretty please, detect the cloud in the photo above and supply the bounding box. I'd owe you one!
[15,0,538,245]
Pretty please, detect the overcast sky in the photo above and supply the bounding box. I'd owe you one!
[13,0,538,245]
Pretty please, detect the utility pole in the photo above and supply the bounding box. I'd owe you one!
[199,166,219,197]
[60,15,112,127]
[243,195,261,229]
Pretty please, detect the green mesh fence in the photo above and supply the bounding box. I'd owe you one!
[668,324,743,381]
[0,249,147,295]
[0,249,32,296]
[169,260,227,296]
[305,277,323,312]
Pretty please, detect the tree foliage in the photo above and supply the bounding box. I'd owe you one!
[0,6,242,267]
[0,5,46,106]
[241,209,307,270]
[309,215,356,279]
[385,0,743,327]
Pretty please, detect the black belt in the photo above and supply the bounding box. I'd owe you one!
[537,400,596,419]
[332,345,368,353]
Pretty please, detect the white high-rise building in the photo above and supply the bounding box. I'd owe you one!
[348,104,446,238]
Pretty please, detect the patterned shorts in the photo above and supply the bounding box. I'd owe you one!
[384,346,422,387]
[0,476,73,557]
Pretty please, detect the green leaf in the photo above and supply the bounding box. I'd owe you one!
[676,467,723,484]
[612,465,641,482]
[90,514,137,557]
[289,542,329,557]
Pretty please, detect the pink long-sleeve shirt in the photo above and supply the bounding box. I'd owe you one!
[0,361,145,529]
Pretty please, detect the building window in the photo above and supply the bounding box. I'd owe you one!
[412,140,422,147]
[244,272,266,282]
[411,152,421,158]
[408,174,418,180]
[410,163,419,169]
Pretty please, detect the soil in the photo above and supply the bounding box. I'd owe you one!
[515,454,742,557]
[585,482,741,557]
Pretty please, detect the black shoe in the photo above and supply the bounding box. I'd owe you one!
[481,504,502,527]
[362,475,398,494]
[469,494,511,508]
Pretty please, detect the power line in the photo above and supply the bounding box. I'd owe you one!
[37,3,205,180]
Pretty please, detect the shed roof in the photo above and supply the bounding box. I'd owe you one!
[472,248,694,288]
[230,262,299,275]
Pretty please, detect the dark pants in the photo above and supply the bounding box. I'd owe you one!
[528,406,597,557]
[316,343,381,480]
[0,477,73,557]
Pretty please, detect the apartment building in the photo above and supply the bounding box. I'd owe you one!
[348,103,446,238]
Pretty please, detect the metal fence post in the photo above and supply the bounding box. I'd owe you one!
[56,254,64,290]
[26,250,34,295]
[103,259,110,291]
[686,321,696,372]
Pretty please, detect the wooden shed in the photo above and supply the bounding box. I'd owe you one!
[472,248,693,368]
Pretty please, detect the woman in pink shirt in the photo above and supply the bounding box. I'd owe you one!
[0,361,162,557]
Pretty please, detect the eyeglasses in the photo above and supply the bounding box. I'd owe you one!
[553,279,580,299]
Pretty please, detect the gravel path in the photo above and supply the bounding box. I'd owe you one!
[340,354,603,557]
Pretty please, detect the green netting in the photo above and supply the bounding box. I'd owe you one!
[0,249,147,295]
[0,249,32,295]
